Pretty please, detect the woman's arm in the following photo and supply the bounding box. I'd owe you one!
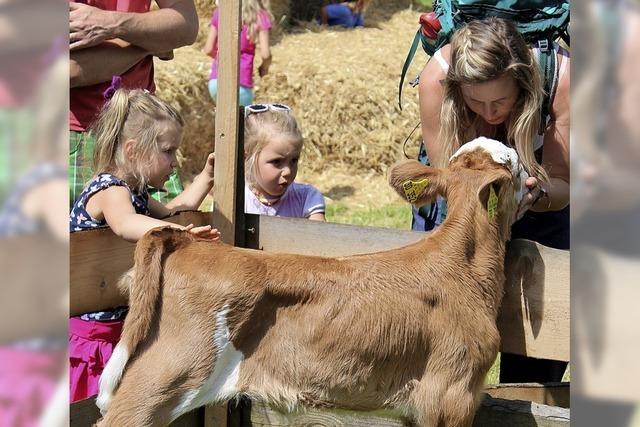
[418,50,448,166]
[533,55,570,212]
[257,28,272,77]
[203,25,218,58]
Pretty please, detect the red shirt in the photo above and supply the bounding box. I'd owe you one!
[69,0,155,131]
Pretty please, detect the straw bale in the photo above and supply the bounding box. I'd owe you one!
[155,3,430,179]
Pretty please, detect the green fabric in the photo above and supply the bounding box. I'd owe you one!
[69,131,184,208]
[0,109,34,203]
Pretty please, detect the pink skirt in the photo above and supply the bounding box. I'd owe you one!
[69,317,123,403]
[0,346,64,427]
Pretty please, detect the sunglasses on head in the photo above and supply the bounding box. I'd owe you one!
[244,103,291,117]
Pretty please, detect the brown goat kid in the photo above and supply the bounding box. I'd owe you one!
[95,137,526,427]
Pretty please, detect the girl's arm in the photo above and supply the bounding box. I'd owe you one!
[257,28,272,77]
[418,49,448,166]
[96,186,218,242]
[203,25,218,58]
[165,153,215,212]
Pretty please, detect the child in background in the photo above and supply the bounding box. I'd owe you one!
[204,0,273,106]
[69,88,219,402]
[319,0,371,28]
[244,103,325,220]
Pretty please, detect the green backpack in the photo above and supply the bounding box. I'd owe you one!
[399,0,570,128]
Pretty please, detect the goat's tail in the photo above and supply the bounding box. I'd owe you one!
[96,226,194,415]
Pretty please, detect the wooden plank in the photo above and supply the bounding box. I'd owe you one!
[70,397,203,427]
[212,0,242,247]
[208,0,242,423]
[69,211,211,316]
[498,240,570,362]
[244,394,570,426]
[485,382,569,408]
[245,214,423,256]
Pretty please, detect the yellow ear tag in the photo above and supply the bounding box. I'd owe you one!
[487,185,498,220]
[402,178,429,203]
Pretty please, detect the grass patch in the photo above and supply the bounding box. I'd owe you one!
[326,202,413,230]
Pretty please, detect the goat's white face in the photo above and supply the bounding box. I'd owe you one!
[450,137,529,204]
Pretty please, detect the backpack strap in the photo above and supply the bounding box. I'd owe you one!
[399,29,426,110]
[536,39,558,136]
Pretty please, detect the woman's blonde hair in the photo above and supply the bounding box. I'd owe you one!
[91,89,183,192]
[439,17,548,184]
[244,109,303,188]
[243,0,273,43]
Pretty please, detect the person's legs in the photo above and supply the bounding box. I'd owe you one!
[238,86,254,107]
[208,79,218,104]
[499,353,568,383]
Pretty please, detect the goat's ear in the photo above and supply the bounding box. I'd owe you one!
[388,160,447,206]
[477,171,511,219]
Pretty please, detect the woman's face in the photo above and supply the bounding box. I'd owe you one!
[254,136,302,197]
[460,74,520,125]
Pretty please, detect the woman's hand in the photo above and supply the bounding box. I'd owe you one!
[516,176,543,220]
[182,224,221,240]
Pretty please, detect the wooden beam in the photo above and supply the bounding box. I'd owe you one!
[485,382,570,408]
[244,394,570,426]
[498,240,570,362]
[212,0,243,247]
[70,213,569,361]
[70,397,203,427]
[69,211,211,316]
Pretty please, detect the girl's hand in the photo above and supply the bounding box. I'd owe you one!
[202,152,215,181]
[516,177,542,220]
[183,224,221,241]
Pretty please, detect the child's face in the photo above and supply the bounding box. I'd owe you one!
[255,136,302,197]
[148,121,182,189]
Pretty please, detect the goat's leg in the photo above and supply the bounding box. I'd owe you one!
[411,370,483,427]
[95,343,204,427]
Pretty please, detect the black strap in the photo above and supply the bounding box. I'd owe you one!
[537,40,557,136]
[398,29,423,110]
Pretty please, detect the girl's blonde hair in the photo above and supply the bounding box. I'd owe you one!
[91,89,183,192]
[215,0,273,43]
[439,17,548,184]
[244,109,303,188]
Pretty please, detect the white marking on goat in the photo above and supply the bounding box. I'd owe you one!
[96,344,130,415]
[451,137,529,202]
[169,305,244,423]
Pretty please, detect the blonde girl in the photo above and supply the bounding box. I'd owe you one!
[243,104,325,220]
[204,0,273,106]
[69,88,218,403]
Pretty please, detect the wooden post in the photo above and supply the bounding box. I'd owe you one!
[212,0,243,247]
[208,1,242,425]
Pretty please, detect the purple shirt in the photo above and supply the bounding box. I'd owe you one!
[245,183,325,218]
[209,8,272,88]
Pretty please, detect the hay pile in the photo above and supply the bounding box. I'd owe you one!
[155,1,430,179]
